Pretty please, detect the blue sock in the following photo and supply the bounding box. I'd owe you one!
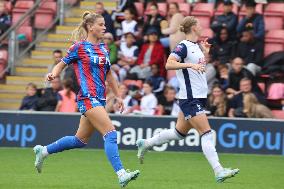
[104,130,124,173]
[47,136,86,154]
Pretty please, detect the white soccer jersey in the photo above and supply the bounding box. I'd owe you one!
[170,40,208,99]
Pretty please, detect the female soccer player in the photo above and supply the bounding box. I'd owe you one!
[33,12,140,187]
[136,16,239,183]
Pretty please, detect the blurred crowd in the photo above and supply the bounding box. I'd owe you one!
[16,0,284,118]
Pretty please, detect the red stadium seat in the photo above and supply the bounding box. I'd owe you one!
[238,3,263,21]
[17,26,33,42]
[12,1,34,26]
[4,1,13,13]
[214,3,238,16]
[157,3,167,17]
[267,83,284,100]
[272,110,284,119]
[179,3,191,16]
[134,2,144,18]
[167,0,185,3]
[34,2,57,29]
[191,3,214,28]
[199,28,213,41]
[264,30,284,57]
[257,82,265,93]
[264,3,284,31]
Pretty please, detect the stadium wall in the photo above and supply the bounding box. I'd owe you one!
[0,111,284,155]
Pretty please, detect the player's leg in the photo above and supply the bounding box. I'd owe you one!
[33,115,93,173]
[84,106,140,187]
[136,111,192,163]
[188,113,239,182]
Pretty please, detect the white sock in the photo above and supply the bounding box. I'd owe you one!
[42,146,49,158]
[145,129,185,148]
[201,130,223,175]
[116,169,126,177]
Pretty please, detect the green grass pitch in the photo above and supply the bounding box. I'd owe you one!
[0,148,283,189]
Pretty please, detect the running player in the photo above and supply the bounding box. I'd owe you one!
[33,12,140,187]
[136,16,239,183]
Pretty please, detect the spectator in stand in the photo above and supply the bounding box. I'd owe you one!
[121,8,137,36]
[206,84,228,117]
[130,27,165,80]
[205,54,218,94]
[157,86,179,116]
[19,83,39,111]
[160,2,185,50]
[226,57,261,98]
[237,1,265,41]
[236,28,263,76]
[36,77,61,111]
[243,92,273,118]
[48,49,63,73]
[133,81,157,115]
[113,84,138,114]
[211,0,238,39]
[55,79,77,112]
[143,2,165,38]
[217,64,229,90]
[103,32,118,65]
[95,2,115,37]
[0,1,11,36]
[112,32,139,81]
[210,27,236,65]
[228,77,265,117]
[147,64,166,96]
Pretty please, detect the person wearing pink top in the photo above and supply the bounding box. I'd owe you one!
[55,79,77,112]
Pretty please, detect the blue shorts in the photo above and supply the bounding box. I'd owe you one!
[178,98,207,120]
[77,97,106,115]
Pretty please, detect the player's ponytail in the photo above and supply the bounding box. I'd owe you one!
[71,11,103,42]
[180,16,198,34]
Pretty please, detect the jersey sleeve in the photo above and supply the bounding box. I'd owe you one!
[170,43,187,62]
[62,43,80,65]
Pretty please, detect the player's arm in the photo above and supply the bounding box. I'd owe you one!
[106,71,124,113]
[46,61,66,81]
[166,55,205,73]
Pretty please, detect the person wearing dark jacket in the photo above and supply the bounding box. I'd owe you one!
[95,2,115,37]
[0,1,11,36]
[237,1,265,41]
[19,83,39,110]
[210,27,236,64]
[211,0,237,39]
[236,29,263,75]
[36,77,61,111]
[143,3,165,38]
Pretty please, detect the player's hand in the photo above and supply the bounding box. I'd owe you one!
[200,38,212,54]
[46,73,55,81]
[190,64,205,73]
[115,97,125,113]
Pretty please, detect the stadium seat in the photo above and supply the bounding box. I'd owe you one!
[4,1,12,13]
[12,1,35,26]
[191,3,214,28]
[272,110,284,119]
[257,82,265,93]
[215,3,238,16]
[17,26,33,42]
[34,1,57,29]
[167,0,186,3]
[238,3,263,21]
[179,3,191,16]
[267,83,284,100]
[199,28,213,41]
[264,3,284,31]
[264,30,284,56]
[134,2,144,18]
[157,3,167,17]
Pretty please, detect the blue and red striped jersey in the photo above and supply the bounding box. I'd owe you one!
[62,41,111,101]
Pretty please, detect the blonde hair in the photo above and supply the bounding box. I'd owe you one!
[180,16,198,34]
[71,11,103,42]
[243,93,260,117]
[208,84,227,116]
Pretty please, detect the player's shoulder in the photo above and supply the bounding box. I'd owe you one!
[68,41,84,51]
